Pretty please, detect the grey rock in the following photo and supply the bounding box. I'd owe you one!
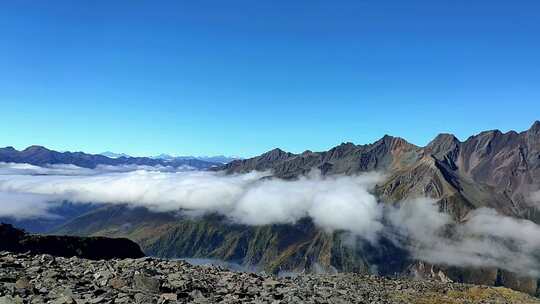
[0,296,16,304]
[133,274,160,293]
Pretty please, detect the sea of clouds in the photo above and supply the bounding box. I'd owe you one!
[1,162,540,276]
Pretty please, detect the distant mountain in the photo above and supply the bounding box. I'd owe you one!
[99,151,131,159]
[98,152,241,164]
[153,154,241,164]
[152,153,176,161]
[0,146,220,169]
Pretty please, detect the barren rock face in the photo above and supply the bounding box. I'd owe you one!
[1,252,539,304]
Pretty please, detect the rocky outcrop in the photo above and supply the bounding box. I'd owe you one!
[1,252,539,304]
[0,224,144,260]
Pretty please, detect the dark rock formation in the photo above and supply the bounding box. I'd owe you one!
[0,224,144,260]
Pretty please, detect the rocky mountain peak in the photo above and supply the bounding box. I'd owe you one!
[268,147,286,153]
[477,129,503,139]
[529,120,540,134]
[426,133,461,160]
[260,148,293,161]
[2,146,17,152]
[375,135,416,153]
[22,145,50,153]
[429,133,460,145]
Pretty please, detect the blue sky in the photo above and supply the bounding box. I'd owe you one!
[1,1,539,157]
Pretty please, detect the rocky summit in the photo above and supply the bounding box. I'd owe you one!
[0,252,539,304]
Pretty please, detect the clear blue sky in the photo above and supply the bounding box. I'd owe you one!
[1,1,539,157]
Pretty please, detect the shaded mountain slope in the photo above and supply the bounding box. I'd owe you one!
[54,205,381,275]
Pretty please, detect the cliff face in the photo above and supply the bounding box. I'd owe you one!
[0,223,144,260]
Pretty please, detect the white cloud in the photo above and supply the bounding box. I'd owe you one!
[0,192,59,220]
[0,162,194,176]
[386,199,540,277]
[0,164,384,239]
[228,171,383,240]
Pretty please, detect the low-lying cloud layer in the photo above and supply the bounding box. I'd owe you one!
[0,162,192,176]
[386,199,540,277]
[1,162,540,277]
[0,163,383,239]
[0,192,58,220]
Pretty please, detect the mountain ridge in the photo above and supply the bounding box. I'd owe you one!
[0,145,220,170]
[222,121,540,219]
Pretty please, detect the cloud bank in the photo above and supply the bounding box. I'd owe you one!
[0,163,383,239]
[0,162,193,176]
[386,199,540,277]
[1,162,540,277]
[0,192,59,220]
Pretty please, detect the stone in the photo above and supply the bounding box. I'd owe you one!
[109,278,127,289]
[14,278,31,290]
[134,293,154,304]
[159,293,177,302]
[133,274,160,293]
[87,296,105,304]
[0,296,16,304]
[52,294,76,304]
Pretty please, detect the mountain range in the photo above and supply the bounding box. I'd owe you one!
[222,121,540,219]
[0,146,220,169]
[151,154,241,164]
[100,152,241,164]
[2,121,540,295]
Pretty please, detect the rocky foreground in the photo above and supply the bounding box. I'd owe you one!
[1,252,539,304]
